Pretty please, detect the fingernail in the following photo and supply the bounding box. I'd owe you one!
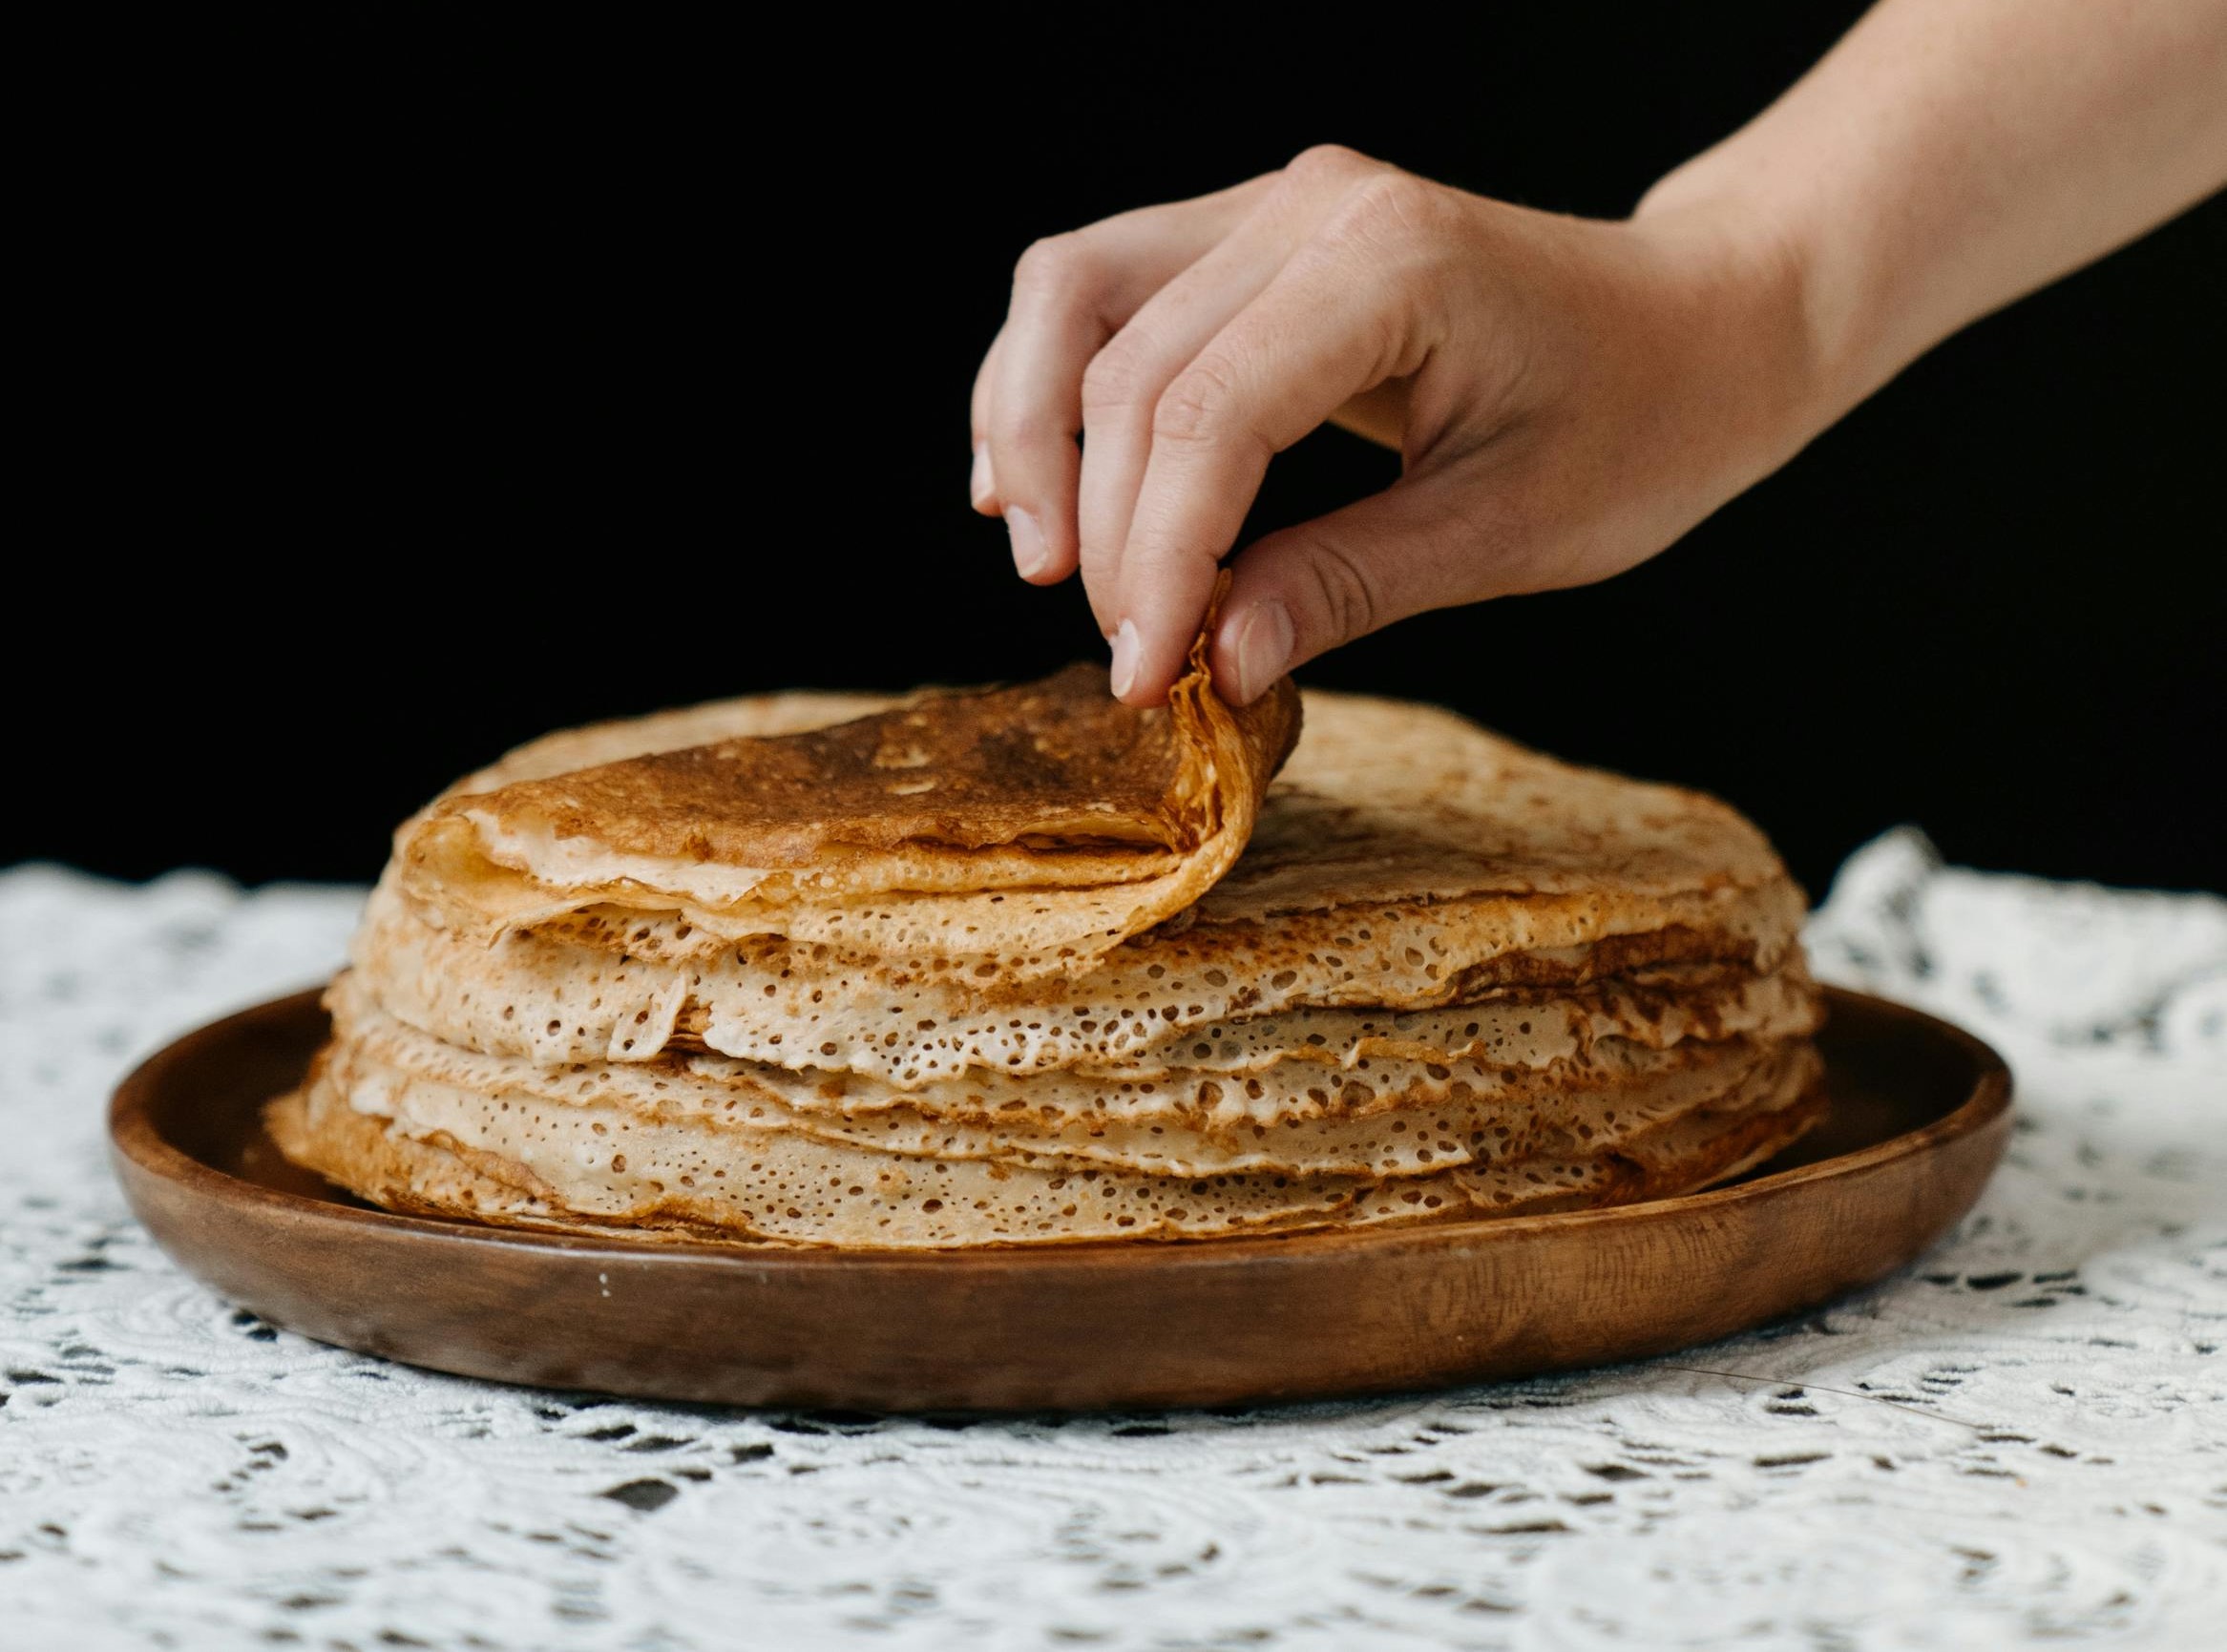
[1007,506,1048,578]
[1108,618,1141,699]
[970,442,995,508]
[1229,598,1294,703]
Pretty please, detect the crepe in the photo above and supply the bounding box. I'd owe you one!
[333,931,1826,1099]
[322,970,1819,1176]
[353,692,1806,1082]
[395,619,1304,976]
[268,1038,1822,1247]
[276,644,1826,1249]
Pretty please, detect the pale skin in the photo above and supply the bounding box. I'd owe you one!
[968,0,2227,706]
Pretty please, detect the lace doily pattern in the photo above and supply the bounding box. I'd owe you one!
[3,837,2222,1650]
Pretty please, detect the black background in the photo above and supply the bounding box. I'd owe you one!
[17,7,2222,899]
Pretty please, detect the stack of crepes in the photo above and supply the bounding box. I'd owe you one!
[270,630,1827,1248]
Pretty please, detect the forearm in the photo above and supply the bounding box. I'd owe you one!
[1639,0,2227,429]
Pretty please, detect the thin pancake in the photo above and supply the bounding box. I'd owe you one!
[395,600,1304,975]
[352,866,1804,1079]
[327,958,1821,1119]
[284,673,1826,1250]
[324,976,1811,1177]
[268,1041,1821,1247]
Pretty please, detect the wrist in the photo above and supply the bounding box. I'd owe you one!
[1622,185,1840,502]
[1638,129,1920,451]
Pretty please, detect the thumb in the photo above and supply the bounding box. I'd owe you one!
[1208,465,1520,703]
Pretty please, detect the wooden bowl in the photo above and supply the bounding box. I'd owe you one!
[109,986,2008,1412]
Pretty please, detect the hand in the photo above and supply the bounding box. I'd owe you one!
[968,0,2227,708]
[968,145,1817,705]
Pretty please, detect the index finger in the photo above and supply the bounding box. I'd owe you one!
[980,180,1277,590]
[1107,243,1427,703]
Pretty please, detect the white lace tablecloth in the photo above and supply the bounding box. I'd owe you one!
[3,829,2223,1651]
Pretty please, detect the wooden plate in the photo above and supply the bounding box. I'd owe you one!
[109,986,2008,1412]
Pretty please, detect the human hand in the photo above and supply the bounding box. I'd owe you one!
[968,145,1818,706]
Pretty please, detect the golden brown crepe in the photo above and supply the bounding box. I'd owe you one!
[268,1038,1822,1247]
[394,622,1303,976]
[318,967,1820,1171]
[351,692,1806,1081]
[274,638,1825,1249]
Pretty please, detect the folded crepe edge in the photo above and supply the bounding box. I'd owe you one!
[389,574,1302,971]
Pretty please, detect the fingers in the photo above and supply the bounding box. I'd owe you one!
[1105,185,1441,702]
[977,180,1271,587]
[987,236,1104,584]
[1076,164,1361,637]
[1210,457,1515,703]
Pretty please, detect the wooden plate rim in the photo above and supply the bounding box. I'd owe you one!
[109,983,2011,1269]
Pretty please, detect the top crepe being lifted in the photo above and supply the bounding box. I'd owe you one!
[394,611,1305,975]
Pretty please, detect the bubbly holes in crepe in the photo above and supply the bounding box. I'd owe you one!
[288,687,1825,1247]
